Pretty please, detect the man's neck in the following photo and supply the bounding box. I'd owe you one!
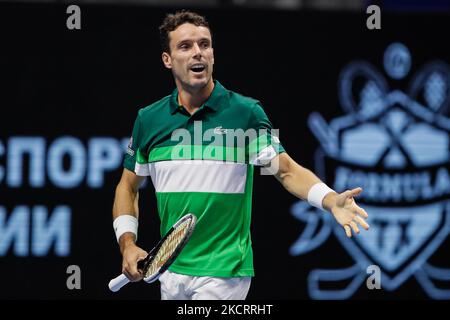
[177,79,215,115]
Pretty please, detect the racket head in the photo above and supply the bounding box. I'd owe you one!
[141,213,197,283]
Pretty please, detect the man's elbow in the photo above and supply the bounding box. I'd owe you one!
[274,154,296,181]
[115,180,138,197]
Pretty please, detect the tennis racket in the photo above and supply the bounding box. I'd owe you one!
[108,213,197,292]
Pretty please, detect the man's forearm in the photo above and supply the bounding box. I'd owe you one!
[275,154,368,237]
[113,182,140,251]
[277,162,322,200]
[113,182,139,220]
[275,154,337,211]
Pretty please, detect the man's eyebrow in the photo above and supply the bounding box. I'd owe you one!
[178,37,210,44]
[177,39,192,46]
[175,37,211,48]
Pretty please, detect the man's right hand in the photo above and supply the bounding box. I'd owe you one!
[119,233,148,282]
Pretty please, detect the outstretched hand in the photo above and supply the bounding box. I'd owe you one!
[330,187,370,238]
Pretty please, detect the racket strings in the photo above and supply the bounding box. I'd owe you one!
[145,219,192,277]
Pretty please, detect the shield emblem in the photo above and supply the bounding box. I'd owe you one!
[297,43,450,298]
[320,92,450,289]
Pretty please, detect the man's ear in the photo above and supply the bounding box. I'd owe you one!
[211,48,214,65]
[162,52,172,69]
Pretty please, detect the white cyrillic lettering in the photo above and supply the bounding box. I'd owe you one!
[0,140,4,183]
[47,137,86,188]
[32,205,71,256]
[8,137,45,187]
[0,206,30,256]
[87,138,123,188]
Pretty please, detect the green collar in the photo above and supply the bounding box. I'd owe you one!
[169,80,227,114]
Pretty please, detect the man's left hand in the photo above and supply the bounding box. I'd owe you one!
[329,187,370,238]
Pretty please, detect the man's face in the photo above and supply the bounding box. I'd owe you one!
[162,23,214,91]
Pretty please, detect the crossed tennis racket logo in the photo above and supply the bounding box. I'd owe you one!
[292,43,450,299]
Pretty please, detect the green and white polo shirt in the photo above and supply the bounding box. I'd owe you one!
[124,80,284,277]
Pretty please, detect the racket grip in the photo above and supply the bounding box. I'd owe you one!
[108,274,130,292]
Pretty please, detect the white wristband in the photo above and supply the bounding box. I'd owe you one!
[113,215,138,243]
[307,182,335,211]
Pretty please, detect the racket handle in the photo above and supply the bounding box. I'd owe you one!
[108,274,130,292]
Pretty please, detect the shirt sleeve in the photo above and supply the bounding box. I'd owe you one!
[123,110,150,176]
[247,102,285,166]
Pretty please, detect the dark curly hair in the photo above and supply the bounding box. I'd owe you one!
[159,10,211,53]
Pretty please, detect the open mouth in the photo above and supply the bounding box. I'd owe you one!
[190,64,206,73]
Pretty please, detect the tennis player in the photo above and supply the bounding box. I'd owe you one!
[112,10,369,300]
